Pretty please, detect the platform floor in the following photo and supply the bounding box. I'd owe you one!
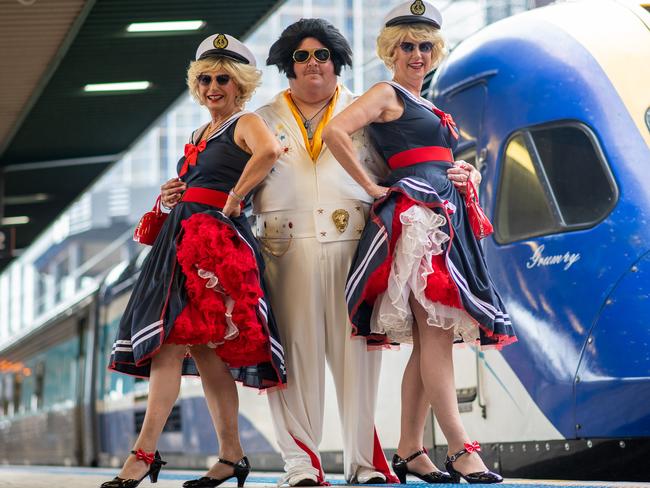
[0,466,648,488]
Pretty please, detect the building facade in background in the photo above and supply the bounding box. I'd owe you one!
[0,0,536,349]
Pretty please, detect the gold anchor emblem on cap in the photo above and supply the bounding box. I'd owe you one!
[410,0,426,15]
[213,34,228,49]
[331,209,350,233]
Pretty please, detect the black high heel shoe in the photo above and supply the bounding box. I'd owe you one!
[100,449,166,488]
[183,456,251,488]
[392,449,454,484]
[445,442,503,484]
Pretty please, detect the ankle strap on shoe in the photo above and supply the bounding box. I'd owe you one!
[131,449,156,465]
[403,448,427,463]
[218,456,248,468]
[447,442,481,463]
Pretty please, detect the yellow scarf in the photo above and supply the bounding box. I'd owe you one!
[284,86,340,162]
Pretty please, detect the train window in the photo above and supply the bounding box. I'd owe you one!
[496,134,558,242]
[43,337,79,408]
[2,375,12,416]
[13,374,22,415]
[530,126,616,225]
[21,365,36,413]
[33,362,45,410]
[0,376,5,417]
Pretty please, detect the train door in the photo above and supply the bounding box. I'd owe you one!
[431,82,488,449]
[484,122,618,439]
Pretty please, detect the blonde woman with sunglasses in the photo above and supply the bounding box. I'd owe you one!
[324,1,516,484]
[104,34,286,488]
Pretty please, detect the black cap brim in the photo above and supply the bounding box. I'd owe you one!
[198,49,250,64]
[385,16,440,28]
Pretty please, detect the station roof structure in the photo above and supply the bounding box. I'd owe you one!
[0,0,282,270]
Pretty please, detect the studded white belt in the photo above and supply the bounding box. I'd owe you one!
[255,201,369,242]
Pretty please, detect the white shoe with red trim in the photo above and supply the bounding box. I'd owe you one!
[277,465,320,487]
[352,467,387,484]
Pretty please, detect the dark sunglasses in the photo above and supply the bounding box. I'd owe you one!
[197,74,231,86]
[292,48,331,63]
[399,41,434,53]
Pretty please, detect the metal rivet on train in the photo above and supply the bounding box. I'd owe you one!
[575,376,581,383]
[587,337,593,344]
[606,299,613,305]
[564,443,570,451]
[587,440,593,448]
[631,266,638,272]
[576,424,581,430]
[619,441,626,448]
[545,443,550,451]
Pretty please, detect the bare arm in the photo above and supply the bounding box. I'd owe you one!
[323,83,401,198]
[223,113,282,217]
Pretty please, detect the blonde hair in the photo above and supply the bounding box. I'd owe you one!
[187,57,262,107]
[376,23,446,72]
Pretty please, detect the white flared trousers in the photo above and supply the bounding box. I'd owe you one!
[263,237,387,482]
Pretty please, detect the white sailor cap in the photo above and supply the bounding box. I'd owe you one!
[383,1,442,29]
[195,33,256,67]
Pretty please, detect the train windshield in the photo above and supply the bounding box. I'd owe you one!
[496,123,617,243]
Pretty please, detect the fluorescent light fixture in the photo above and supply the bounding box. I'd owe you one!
[4,193,50,205]
[2,216,30,225]
[127,20,205,32]
[84,81,151,92]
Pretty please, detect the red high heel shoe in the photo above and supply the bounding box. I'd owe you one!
[100,449,166,488]
[445,442,503,484]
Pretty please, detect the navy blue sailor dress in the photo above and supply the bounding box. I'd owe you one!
[346,82,516,349]
[109,113,286,389]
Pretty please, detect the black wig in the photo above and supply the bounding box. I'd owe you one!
[266,18,352,78]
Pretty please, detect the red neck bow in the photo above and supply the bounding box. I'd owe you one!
[179,139,207,177]
[433,107,459,140]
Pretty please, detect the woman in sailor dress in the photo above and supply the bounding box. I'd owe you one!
[103,34,286,488]
[323,1,516,484]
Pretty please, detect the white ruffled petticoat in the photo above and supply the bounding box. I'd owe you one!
[197,267,239,347]
[369,205,479,344]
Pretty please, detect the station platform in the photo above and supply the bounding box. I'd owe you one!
[0,466,647,488]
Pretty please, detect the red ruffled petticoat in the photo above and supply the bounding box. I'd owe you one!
[165,213,271,367]
[363,194,462,310]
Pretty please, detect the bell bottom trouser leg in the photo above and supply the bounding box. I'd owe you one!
[265,238,385,481]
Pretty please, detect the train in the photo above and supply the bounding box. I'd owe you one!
[1,0,649,481]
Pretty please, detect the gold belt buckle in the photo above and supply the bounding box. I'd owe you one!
[331,209,350,233]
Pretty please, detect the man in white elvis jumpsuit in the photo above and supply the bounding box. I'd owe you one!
[253,19,398,486]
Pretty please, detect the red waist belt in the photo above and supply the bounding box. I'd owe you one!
[181,187,243,209]
[388,146,454,170]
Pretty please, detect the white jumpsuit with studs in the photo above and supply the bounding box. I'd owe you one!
[254,86,393,483]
